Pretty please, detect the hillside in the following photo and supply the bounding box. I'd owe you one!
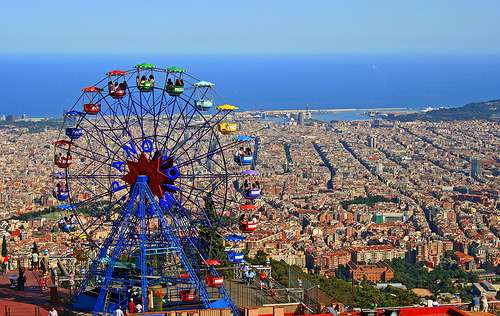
[392,99,500,122]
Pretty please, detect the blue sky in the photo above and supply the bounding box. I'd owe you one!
[1,0,500,54]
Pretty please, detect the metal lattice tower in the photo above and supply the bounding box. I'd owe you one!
[74,175,238,315]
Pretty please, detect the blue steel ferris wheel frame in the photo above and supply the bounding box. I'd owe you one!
[52,64,255,315]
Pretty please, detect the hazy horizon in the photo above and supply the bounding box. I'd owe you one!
[2,53,500,116]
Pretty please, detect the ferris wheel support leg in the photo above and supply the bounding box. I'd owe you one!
[161,197,240,316]
[74,187,138,299]
[137,186,149,313]
[91,183,140,314]
[152,191,212,307]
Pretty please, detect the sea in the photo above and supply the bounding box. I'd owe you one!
[2,54,500,119]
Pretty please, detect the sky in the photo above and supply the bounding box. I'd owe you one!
[1,0,500,55]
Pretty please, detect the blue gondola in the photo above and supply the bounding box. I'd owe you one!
[52,172,66,179]
[65,110,83,117]
[226,251,244,264]
[243,188,261,200]
[58,204,76,211]
[224,234,246,243]
[65,127,84,140]
[56,191,69,201]
[234,154,253,166]
[235,135,254,142]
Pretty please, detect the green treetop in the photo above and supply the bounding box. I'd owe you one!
[1,236,7,257]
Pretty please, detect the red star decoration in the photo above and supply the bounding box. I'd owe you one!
[122,153,168,198]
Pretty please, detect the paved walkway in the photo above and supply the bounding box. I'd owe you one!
[0,270,67,315]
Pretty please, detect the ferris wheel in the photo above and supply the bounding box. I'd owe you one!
[51,63,263,314]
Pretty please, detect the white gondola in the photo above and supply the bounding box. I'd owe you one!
[194,81,215,111]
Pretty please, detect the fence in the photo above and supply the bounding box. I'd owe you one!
[0,304,46,316]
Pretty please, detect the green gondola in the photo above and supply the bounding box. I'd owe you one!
[166,84,184,96]
[136,63,156,69]
[139,81,154,92]
[167,66,185,73]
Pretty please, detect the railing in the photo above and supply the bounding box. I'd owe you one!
[1,305,44,316]
[96,308,232,316]
[234,265,319,313]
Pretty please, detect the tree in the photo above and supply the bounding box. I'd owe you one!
[1,236,7,257]
[253,250,268,265]
[32,241,39,254]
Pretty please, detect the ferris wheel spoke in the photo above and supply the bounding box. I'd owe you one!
[81,115,137,161]
[163,87,197,147]
[115,91,135,132]
[99,94,133,132]
[169,110,230,158]
[174,191,220,229]
[83,199,126,240]
[164,100,208,156]
[159,97,190,153]
[176,138,238,169]
[70,187,115,208]
[177,178,234,205]
[68,145,116,178]
[68,145,110,165]
[68,174,121,179]
[69,174,114,202]
[152,89,168,143]
[177,173,238,179]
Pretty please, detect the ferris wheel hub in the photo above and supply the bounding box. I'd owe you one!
[121,153,169,198]
[136,175,148,183]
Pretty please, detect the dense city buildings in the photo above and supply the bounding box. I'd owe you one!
[0,116,498,309]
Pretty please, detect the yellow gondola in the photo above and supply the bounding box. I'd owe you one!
[70,232,88,240]
[216,104,239,111]
[218,122,238,134]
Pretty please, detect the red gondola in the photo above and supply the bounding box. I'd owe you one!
[206,259,222,266]
[107,70,127,76]
[83,103,100,114]
[239,204,257,212]
[55,155,72,168]
[53,140,72,147]
[180,273,190,279]
[81,86,102,93]
[206,275,224,287]
[110,89,126,99]
[179,289,196,302]
[239,221,257,232]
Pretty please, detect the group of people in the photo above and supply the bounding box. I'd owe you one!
[52,182,68,199]
[237,147,252,157]
[471,295,489,312]
[240,264,274,294]
[57,214,77,232]
[108,80,127,94]
[126,298,143,314]
[167,78,184,88]
[136,75,155,88]
[54,152,71,165]
[239,214,258,223]
[243,179,261,192]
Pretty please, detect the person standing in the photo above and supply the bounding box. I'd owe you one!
[51,267,58,287]
[114,307,124,316]
[17,268,25,291]
[135,302,143,313]
[480,295,488,313]
[32,251,39,271]
[471,296,480,311]
[128,298,136,314]
[48,307,58,316]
